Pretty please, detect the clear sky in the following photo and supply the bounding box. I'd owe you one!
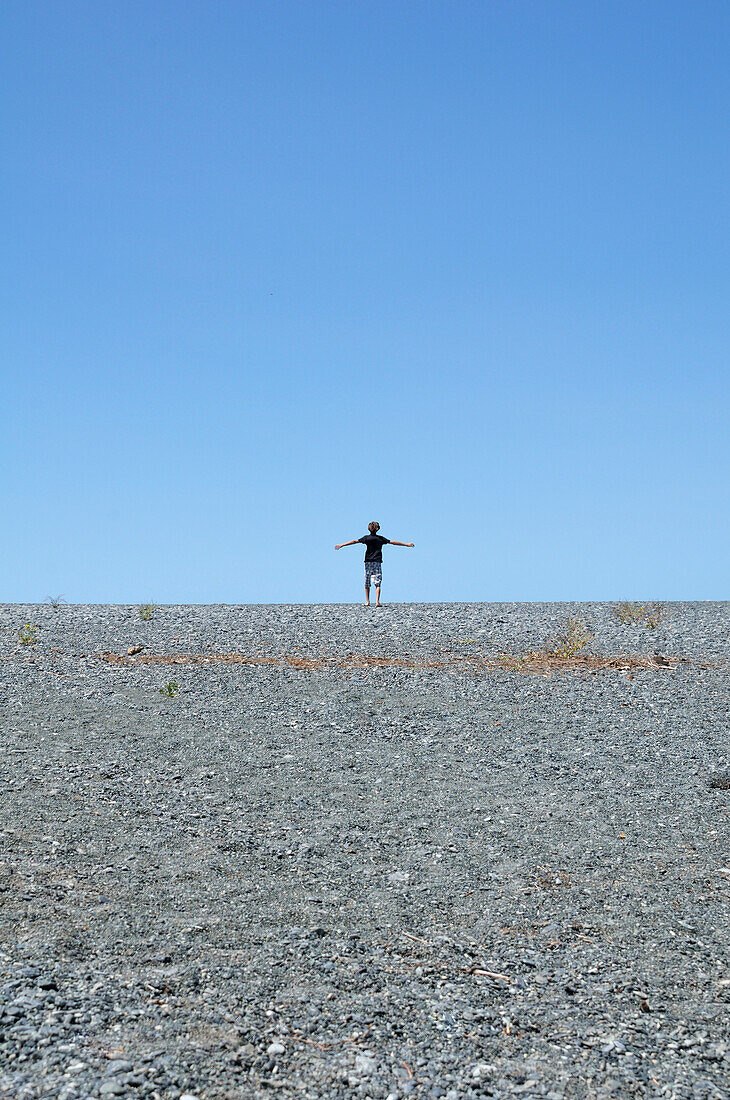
[3,1,728,604]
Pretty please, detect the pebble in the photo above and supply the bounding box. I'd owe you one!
[354,1054,377,1075]
[99,1082,125,1096]
[105,1059,133,1075]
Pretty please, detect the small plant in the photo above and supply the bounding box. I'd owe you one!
[708,773,730,791]
[613,602,665,629]
[139,604,156,621]
[18,623,39,646]
[614,601,642,624]
[546,615,593,658]
[643,603,665,629]
[46,595,67,611]
[159,681,179,698]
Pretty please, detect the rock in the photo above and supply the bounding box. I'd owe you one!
[105,1059,133,1075]
[266,1042,285,1057]
[99,1082,125,1096]
[354,1053,377,1075]
[128,645,144,655]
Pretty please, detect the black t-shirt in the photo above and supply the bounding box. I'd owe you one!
[358,534,390,562]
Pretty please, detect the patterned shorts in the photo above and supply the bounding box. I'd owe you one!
[364,561,382,587]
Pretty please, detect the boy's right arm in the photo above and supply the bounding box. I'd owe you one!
[334,539,360,550]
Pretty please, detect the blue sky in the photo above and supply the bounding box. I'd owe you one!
[3,1,728,603]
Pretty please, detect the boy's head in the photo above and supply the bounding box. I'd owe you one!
[368,521,380,535]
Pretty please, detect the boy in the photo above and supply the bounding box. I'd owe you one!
[335,521,415,606]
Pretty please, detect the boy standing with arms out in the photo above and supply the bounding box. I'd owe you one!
[335,521,415,607]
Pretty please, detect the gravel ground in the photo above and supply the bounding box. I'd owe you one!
[1,602,729,1100]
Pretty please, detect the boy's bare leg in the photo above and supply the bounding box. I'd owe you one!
[364,585,371,606]
[375,585,381,607]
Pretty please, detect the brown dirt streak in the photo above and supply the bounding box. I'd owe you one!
[95,651,699,674]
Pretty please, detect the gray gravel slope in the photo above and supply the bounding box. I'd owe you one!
[1,603,729,1100]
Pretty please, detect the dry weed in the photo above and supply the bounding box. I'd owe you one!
[613,602,665,629]
[545,615,593,657]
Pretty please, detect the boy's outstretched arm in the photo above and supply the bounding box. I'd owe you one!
[389,540,415,547]
[334,539,359,550]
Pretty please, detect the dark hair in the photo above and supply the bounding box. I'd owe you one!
[368,521,380,534]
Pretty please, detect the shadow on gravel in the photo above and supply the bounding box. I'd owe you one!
[96,650,700,674]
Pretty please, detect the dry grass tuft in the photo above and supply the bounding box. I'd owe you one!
[544,615,594,658]
[613,602,665,629]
